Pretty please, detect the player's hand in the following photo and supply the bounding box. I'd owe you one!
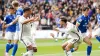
[34,17,39,21]
[30,17,35,21]
[53,28,59,32]
[50,33,54,38]
[4,24,10,28]
[2,32,5,39]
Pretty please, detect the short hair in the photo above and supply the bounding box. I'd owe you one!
[23,7,31,13]
[60,17,67,23]
[8,5,14,9]
[12,1,19,7]
[83,7,89,11]
[97,5,100,10]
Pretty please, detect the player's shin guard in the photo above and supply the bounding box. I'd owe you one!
[96,36,100,42]
[12,44,18,56]
[87,46,92,56]
[6,43,11,53]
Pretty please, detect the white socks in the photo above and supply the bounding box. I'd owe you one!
[28,50,33,56]
[64,50,72,56]
[23,50,33,56]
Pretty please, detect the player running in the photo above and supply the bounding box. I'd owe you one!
[18,7,38,56]
[53,17,82,56]
[2,6,17,56]
[76,7,92,56]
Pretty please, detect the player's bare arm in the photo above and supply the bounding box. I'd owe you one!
[88,22,92,38]
[5,17,19,28]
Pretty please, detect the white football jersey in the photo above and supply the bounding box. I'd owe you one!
[57,22,80,39]
[18,16,31,37]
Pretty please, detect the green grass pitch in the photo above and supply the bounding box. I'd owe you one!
[0,39,100,56]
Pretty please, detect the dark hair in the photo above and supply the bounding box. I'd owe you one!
[8,5,14,9]
[97,5,100,10]
[0,16,4,20]
[83,7,89,11]
[23,7,31,13]
[60,17,67,23]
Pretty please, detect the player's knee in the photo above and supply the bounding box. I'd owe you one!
[88,42,92,46]
[8,40,11,43]
[14,40,19,44]
[65,46,70,51]
[62,44,66,50]
[33,47,37,52]
[27,45,33,50]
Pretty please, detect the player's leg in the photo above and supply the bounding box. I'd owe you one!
[70,47,78,52]
[65,43,73,56]
[94,28,100,42]
[62,39,74,56]
[5,32,14,56]
[21,38,34,56]
[96,36,100,42]
[11,32,19,56]
[83,37,92,56]
[11,40,18,56]
[62,41,68,50]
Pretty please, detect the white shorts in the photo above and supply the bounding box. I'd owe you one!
[93,28,100,36]
[67,33,82,48]
[14,31,19,40]
[67,38,82,48]
[20,36,37,47]
[5,32,17,40]
[80,31,89,39]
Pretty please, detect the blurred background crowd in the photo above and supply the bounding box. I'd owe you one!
[0,0,100,30]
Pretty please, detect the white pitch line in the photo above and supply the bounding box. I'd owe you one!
[35,50,100,56]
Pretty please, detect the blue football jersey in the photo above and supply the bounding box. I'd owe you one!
[16,7,23,17]
[77,15,90,33]
[16,7,23,31]
[4,14,16,32]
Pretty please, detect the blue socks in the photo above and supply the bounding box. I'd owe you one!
[12,44,18,56]
[87,46,92,56]
[6,43,10,53]
[96,36,100,42]
[6,43,14,53]
[9,44,14,49]
[70,48,75,52]
[6,43,18,56]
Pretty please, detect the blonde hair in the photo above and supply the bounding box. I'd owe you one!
[12,1,19,7]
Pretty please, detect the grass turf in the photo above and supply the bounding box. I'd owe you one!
[0,39,100,56]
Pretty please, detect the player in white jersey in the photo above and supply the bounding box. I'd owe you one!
[53,17,82,56]
[18,7,38,56]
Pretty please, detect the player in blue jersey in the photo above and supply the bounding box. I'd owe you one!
[2,6,17,56]
[5,1,24,55]
[75,7,92,56]
[11,1,23,41]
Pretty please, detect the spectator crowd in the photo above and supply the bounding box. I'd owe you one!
[0,0,100,30]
